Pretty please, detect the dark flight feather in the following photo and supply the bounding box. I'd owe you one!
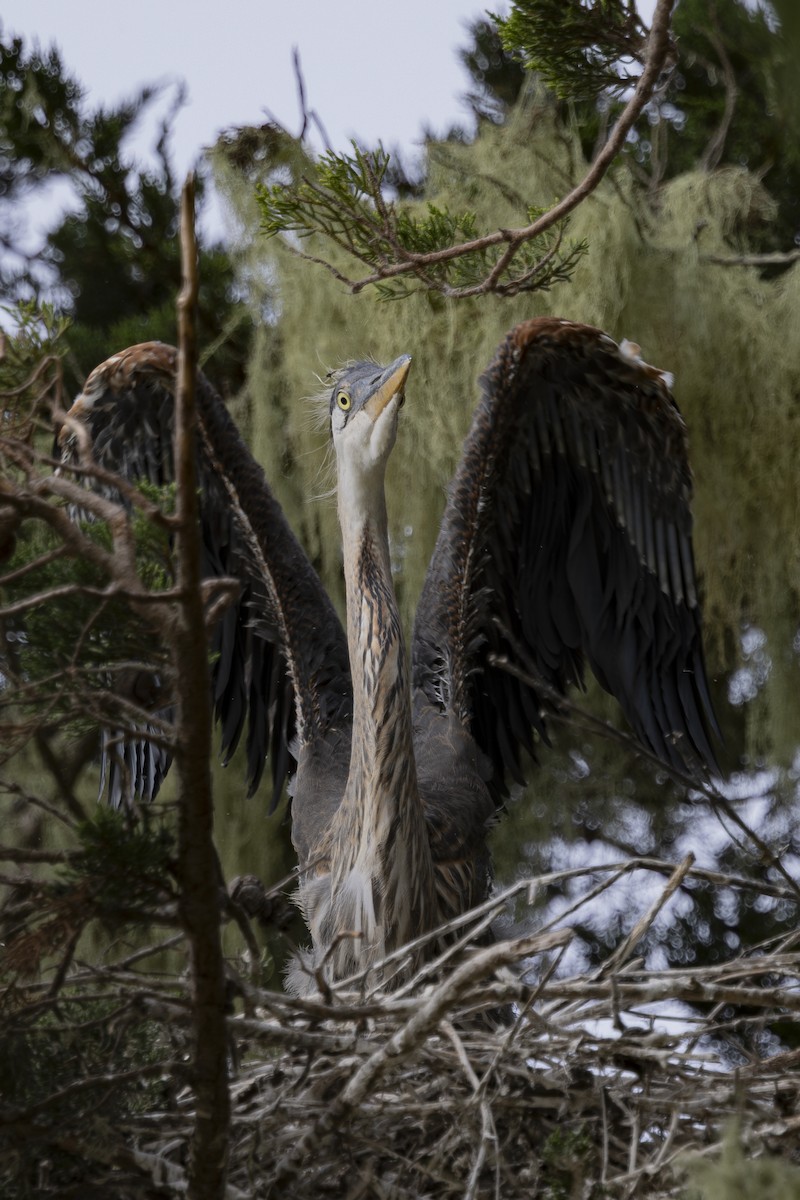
[412,318,719,801]
[57,322,718,949]
[58,343,351,809]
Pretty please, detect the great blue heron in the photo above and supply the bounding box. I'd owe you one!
[60,318,718,984]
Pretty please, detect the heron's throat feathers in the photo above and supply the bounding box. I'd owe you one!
[331,499,437,951]
[341,511,411,777]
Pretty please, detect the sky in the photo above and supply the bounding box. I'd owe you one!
[3,0,489,174]
[2,0,658,257]
[3,0,499,259]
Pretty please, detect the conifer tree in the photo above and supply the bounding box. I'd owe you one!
[0,28,251,388]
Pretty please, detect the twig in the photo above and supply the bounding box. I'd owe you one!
[596,853,695,978]
[698,10,739,173]
[0,1059,181,1126]
[0,845,76,864]
[441,1020,499,1200]
[269,928,571,1193]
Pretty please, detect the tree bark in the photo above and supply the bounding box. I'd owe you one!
[174,174,231,1199]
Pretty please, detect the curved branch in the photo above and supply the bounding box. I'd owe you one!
[332,0,675,294]
[698,13,739,173]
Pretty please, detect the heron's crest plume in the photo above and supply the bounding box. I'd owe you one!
[301,358,375,499]
[303,382,338,501]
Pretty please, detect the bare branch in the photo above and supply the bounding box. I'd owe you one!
[270,928,572,1191]
[594,853,696,978]
[699,9,739,173]
[0,845,76,864]
[174,173,231,1200]
[701,248,800,268]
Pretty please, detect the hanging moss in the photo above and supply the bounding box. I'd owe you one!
[213,107,800,767]
[682,1123,800,1200]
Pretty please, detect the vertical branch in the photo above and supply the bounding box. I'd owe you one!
[174,173,230,1199]
[699,14,739,172]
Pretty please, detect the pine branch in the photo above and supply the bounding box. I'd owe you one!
[257,0,674,299]
[495,0,650,100]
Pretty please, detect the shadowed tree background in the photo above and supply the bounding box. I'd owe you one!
[0,28,253,390]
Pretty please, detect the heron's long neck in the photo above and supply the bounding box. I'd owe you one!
[332,461,436,952]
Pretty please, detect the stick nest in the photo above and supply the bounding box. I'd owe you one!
[4,858,800,1199]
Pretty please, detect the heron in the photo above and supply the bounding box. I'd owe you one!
[60,317,718,985]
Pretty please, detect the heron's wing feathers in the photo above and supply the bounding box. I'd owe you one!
[412,318,718,800]
[59,342,351,809]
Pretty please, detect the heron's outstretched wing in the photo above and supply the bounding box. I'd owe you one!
[59,342,351,809]
[412,318,719,799]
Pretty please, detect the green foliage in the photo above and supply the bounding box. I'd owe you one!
[0,1001,166,1110]
[4,505,170,651]
[0,301,68,432]
[129,482,177,586]
[0,301,69,380]
[64,805,176,921]
[395,202,481,255]
[0,490,176,764]
[2,810,176,974]
[385,202,586,300]
[0,997,170,1195]
[258,141,585,298]
[462,0,799,256]
[258,141,389,241]
[0,807,177,1140]
[0,28,252,388]
[494,0,648,100]
[0,29,83,197]
[659,0,800,249]
[249,2,800,308]
[540,1125,603,1199]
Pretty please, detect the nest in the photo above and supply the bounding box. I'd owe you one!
[105,857,800,1199]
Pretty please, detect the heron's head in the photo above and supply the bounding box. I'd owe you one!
[329,355,411,474]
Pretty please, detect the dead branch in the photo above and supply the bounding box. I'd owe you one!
[4,857,800,1198]
[269,928,572,1193]
[173,173,231,1200]
[701,248,800,268]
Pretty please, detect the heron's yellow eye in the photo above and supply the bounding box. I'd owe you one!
[337,391,351,411]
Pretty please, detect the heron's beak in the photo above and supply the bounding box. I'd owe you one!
[364,355,411,421]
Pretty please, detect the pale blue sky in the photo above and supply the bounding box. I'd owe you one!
[3,0,489,171]
[2,0,658,257]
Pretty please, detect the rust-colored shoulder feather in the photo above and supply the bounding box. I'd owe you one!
[413,318,718,801]
[59,342,352,810]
